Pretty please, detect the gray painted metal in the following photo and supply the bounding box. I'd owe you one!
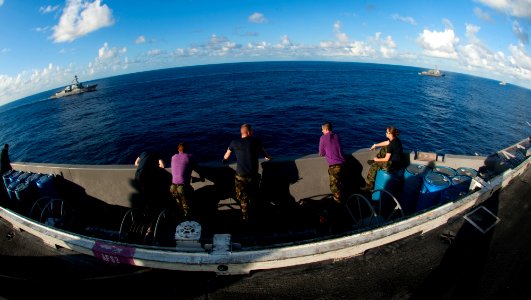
[1,142,528,274]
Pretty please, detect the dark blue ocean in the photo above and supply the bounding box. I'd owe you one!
[0,61,529,165]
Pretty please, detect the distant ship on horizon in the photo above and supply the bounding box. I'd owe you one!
[499,81,508,86]
[49,75,97,99]
[418,68,445,77]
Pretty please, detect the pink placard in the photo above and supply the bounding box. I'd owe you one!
[92,241,136,265]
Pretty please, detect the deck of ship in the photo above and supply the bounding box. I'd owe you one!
[0,166,529,299]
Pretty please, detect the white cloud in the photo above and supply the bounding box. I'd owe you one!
[333,21,350,44]
[280,35,292,46]
[135,35,146,44]
[147,49,162,56]
[457,23,531,84]
[40,5,60,14]
[477,0,531,19]
[97,42,126,61]
[1,48,9,53]
[474,7,493,22]
[35,26,50,33]
[442,18,454,29]
[0,63,79,105]
[512,20,529,44]
[0,0,4,7]
[417,28,459,59]
[52,0,114,43]
[371,32,397,58]
[248,12,267,23]
[392,14,417,26]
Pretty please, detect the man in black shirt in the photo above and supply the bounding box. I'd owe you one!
[223,124,271,221]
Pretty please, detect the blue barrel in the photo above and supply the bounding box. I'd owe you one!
[36,175,57,197]
[15,172,31,183]
[456,167,478,178]
[3,170,21,187]
[6,180,20,200]
[433,166,457,178]
[440,175,472,204]
[400,164,429,214]
[25,173,43,187]
[2,169,15,186]
[372,169,402,201]
[14,181,34,202]
[416,173,451,211]
[450,175,472,193]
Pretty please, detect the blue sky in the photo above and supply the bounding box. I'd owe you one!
[0,0,530,104]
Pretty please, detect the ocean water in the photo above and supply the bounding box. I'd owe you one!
[0,61,529,165]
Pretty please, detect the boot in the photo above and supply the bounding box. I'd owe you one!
[360,181,374,192]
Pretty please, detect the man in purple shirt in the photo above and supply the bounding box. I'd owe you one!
[319,122,346,204]
[171,143,199,217]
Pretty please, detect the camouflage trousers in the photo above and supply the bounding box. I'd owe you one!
[170,184,194,217]
[235,174,260,221]
[366,147,391,187]
[328,164,345,204]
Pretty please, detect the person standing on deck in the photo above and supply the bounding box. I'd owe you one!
[1,144,12,175]
[362,126,403,191]
[223,124,271,222]
[319,122,347,204]
[170,143,200,217]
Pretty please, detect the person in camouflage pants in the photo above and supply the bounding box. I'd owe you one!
[235,174,260,221]
[328,164,344,204]
[223,124,271,222]
[365,146,391,189]
[319,122,347,204]
[170,183,194,217]
[364,126,403,190]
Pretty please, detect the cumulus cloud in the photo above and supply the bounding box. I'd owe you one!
[457,23,531,83]
[477,0,531,19]
[280,35,292,47]
[147,49,163,56]
[97,42,126,61]
[442,18,454,29]
[392,14,417,26]
[86,42,128,75]
[248,12,267,23]
[474,7,493,22]
[40,5,60,14]
[0,63,79,105]
[135,35,146,44]
[371,32,397,58]
[333,21,350,44]
[512,20,529,44]
[52,0,114,43]
[417,28,459,59]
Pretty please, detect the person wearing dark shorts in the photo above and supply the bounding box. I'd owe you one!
[171,143,200,217]
[319,122,347,204]
[363,126,403,191]
[223,124,271,221]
